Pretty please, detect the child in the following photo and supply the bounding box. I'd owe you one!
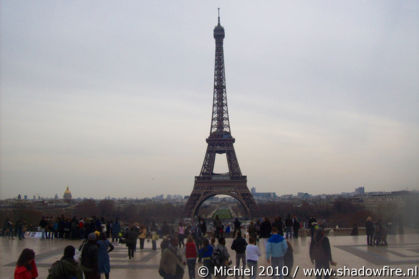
[245,237,260,279]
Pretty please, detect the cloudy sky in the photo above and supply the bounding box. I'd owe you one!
[1,1,418,199]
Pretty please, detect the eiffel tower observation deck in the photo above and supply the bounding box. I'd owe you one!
[184,11,258,218]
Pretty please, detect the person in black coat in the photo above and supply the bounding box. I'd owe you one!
[259,217,272,246]
[126,227,139,259]
[199,218,207,236]
[81,233,100,279]
[272,217,284,236]
[365,217,374,246]
[231,231,247,272]
[310,228,336,279]
[285,215,293,239]
[233,218,241,237]
[292,216,300,238]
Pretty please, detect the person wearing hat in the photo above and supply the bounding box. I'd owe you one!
[81,233,100,279]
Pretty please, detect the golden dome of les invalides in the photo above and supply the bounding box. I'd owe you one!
[63,186,72,200]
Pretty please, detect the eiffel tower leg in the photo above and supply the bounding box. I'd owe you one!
[183,190,201,218]
[226,148,241,177]
[200,146,216,176]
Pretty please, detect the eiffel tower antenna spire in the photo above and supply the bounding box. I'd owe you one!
[218,8,220,24]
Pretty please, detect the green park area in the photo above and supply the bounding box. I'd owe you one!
[212,208,232,219]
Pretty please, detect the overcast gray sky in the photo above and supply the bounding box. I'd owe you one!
[1,0,418,199]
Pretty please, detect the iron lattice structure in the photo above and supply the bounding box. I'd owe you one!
[184,14,258,218]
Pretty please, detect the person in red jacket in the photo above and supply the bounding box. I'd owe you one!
[185,235,198,279]
[14,248,38,279]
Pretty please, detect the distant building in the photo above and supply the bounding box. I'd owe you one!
[152,194,164,201]
[280,194,294,200]
[297,192,311,199]
[250,187,278,200]
[63,186,72,201]
[355,186,365,195]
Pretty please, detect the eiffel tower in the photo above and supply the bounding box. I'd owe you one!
[184,11,258,218]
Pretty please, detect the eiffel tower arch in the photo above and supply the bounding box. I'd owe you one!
[184,12,258,218]
[187,177,258,218]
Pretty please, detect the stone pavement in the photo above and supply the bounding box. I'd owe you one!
[1,233,418,278]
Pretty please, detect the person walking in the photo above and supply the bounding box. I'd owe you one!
[198,238,214,279]
[309,217,317,238]
[47,245,83,279]
[139,225,147,250]
[260,217,272,246]
[284,240,294,276]
[14,249,38,279]
[152,230,159,251]
[309,228,336,279]
[266,226,288,279]
[199,218,207,236]
[365,217,374,246]
[231,231,247,276]
[159,236,185,279]
[247,221,257,241]
[233,218,241,237]
[285,215,293,239]
[39,217,47,239]
[213,216,223,239]
[8,219,15,239]
[272,217,284,237]
[185,235,198,279]
[178,223,186,248]
[15,219,24,240]
[126,226,138,259]
[292,217,300,238]
[214,237,230,278]
[245,237,260,279]
[81,233,100,279]
[97,233,114,279]
[111,220,121,243]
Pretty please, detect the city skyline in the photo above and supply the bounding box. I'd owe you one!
[5,185,414,201]
[1,1,418,199]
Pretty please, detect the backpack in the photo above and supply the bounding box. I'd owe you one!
[211,247,227,268]
[47,260,76,279]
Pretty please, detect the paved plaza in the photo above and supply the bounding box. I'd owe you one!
[1,233,418,278]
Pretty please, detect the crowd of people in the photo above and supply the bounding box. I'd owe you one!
[11,213,403,279]
[14,230,114,279]
[2,216,121,241]
[365,217,391,246]
[158,216,334,279]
